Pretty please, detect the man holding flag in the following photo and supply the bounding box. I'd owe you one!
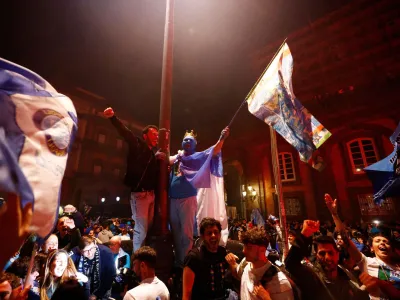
[168,127,230,268]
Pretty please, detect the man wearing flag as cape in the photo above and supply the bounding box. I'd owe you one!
[169,126,230,268]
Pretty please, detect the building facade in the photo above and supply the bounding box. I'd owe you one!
[227,0,400,222]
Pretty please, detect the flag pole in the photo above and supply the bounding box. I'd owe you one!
[226,38,288,128]
[269,127,289,256]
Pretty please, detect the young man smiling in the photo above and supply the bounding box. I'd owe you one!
[182,218,228,300]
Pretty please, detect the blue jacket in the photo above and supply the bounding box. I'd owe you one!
[70,244,116,298]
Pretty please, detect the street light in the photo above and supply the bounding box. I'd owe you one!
[242,191,247,197]
[116,197,120,202]
[248,185,252,191]
[252,190,257,196]
[101,197,105,203]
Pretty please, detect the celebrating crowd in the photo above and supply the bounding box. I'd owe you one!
[1,106,399,300]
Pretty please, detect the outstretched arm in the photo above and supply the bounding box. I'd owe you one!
[212,127,230,156]
[324,194,362,263]
[103,107,138,145]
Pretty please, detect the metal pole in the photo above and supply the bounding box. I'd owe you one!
[269,127,289,256]
[147,0,175,285]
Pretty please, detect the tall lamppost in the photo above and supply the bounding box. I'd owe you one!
[146,0,175,283]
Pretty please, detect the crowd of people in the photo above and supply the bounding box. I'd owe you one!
[1,194,400,300]
[1,105,400,300]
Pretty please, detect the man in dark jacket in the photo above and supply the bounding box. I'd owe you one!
[104,107,161,251]
[70,236,116,300]
[285,220,368,300]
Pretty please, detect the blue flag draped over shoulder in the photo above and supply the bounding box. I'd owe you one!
[179,146,229,245]
[0,58,78,238]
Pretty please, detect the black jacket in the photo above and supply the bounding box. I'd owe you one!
[110,116,158,191]
[284,233,369,300]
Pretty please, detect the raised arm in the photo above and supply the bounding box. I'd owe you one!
[324,193,362,263]
[103,107,138,145]
[212,126,230,156]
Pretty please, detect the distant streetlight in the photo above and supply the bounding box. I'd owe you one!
[116,197,120,202]
[252,190,257,196]
[101,197,105,203]
[242,191,247,197]
[248,186,252,191]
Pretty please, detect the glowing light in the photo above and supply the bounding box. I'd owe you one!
[248,186,252,191]
[101,197,105,203]
[373,220,380,225]
[242,191,247,197]
[116,197,120,201]
[252,190,256,196]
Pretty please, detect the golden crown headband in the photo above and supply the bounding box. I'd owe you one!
[183,130,197,140]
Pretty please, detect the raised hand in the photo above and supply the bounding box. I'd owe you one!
[253,284,271,300]
[103,107,115,118]
[220,127,230,141]
[324,193,338,215]
[301,220,320,237]
[225,253,238,267]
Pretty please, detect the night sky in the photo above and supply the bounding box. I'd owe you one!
[1,0,351,149]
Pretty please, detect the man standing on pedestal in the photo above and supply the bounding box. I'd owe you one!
[104,107,163,251]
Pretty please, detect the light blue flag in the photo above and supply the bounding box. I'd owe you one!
[179,147,229,245]
[0,58,78,238]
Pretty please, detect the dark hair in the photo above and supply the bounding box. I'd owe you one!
[6,256,40,278]
[199,218,222,235]
[0,272,21,289]
[78,236,95,250]
[51,279,86,300]
[288,230,297,237]
[241,228,270,247]
[133,246,157,269]
[142,125,158,135]
[368,231,392,246]
[313,235,339,252]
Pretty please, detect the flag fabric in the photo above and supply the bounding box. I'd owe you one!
[250,208,265,227]
[365,122,400,204]
[246,43,331,162]
[0,58,77,238]
[179,147,229,245]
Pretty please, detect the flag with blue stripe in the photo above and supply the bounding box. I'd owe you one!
[180,146,228,245]
[0,58,77,238]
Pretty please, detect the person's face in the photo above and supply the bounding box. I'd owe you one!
[336,235,344,247]
[243,243,265,263]
[288,234,295,245]
[82,243,97,260]
[0,280,12,300]
[88,230,94,238]
[202,225,221,252]
[57,217,70,234]
[182,136,197,155]
[143,128,158,148]
[132,259,143,282]
[393,231,400,239]
[372,236,392,260]
[357,237,364,244]
[51,252,68,278]
[44,235,58,253]
[109,240,120,254]
[316,243,339,273]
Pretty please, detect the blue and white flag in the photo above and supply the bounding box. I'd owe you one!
[179,147,228,245]
[246,43,331,162]
[0,58,77,238]
[250,208,265,227]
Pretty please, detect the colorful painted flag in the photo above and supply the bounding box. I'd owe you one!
[179,147,229,245]
[0,58,77,238]
[246,43,331,162]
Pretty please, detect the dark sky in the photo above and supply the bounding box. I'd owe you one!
[0,0,350,149]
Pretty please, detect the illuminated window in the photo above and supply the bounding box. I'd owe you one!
[347,138,378,174]
[116,139,123,149]
[284,198,302,216]
[358,194,395,216]
[278,152,296,182]
[98,133,106,144]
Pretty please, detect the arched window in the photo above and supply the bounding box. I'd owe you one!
[347,138,378,174]
[278,152,296,182]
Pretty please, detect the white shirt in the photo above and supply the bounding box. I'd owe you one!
[237,259,294,300]
[123,276,169,300]
[358,253,400,300]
